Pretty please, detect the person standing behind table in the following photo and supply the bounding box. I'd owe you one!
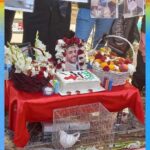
[5,10,16,45]
[75,0,114,49]
[23,0,71,59]
[132,15,145,92]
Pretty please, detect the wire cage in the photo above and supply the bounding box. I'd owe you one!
[52,103,117,150]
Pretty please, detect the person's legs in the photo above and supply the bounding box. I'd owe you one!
[93,18,114,48]
[48,1,71,58]
[5,10,15,45]
[23,0,52,47]
[75,8,95,42]
[132,51,145,91]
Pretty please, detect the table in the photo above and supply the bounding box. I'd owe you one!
[5,80,145,147]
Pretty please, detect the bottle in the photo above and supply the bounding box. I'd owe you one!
[54,80,60,94]
[5,64,12,80]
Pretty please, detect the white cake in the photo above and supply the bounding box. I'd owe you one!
[56,70,105,95]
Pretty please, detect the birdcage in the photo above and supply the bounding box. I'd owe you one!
[52,103,117,150]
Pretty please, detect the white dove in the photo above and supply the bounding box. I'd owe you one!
[59,130,80,149]
[126,141,141,149]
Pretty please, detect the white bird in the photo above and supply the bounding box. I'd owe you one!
[59,130,80,149]
[126,141,141,149]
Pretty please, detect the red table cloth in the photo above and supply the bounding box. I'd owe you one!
[5,80,145,147]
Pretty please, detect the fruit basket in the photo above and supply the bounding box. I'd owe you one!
[5,35,54,92]
[90,35,136,86]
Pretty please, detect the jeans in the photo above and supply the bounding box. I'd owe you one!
[75,8,114,48]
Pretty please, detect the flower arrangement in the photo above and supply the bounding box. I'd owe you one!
[55,36,86,71]
[5,32,54,79]
[5,32,55,92]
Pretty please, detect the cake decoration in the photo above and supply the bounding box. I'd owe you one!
[64,74,78,80]
[55,70,105,96]
[62,70,95,81]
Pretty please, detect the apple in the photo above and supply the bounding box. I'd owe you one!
[119,64,128,72]
[124,58,132,64]
[118,57,125,64]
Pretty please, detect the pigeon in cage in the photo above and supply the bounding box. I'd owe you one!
[126,141,141,149]
[59,130,80,148]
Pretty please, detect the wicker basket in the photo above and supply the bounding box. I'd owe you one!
[10,47,53,92]
[92,35,136,86]
[92,67,129,86]
[10,67,51,92]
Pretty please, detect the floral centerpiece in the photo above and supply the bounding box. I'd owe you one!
[55,36,86,71]
[5,32,54,92]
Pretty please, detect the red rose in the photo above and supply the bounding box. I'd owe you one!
[103,66,110,72]
[56,63,62,69]
[74,37,80,45]
[48,58,54,63]
[40,67,47,72]
[37,71,44,79]
[79,62,84,66]
[63,37,69,45]
[78,49,84,55]
[95,53,103,59]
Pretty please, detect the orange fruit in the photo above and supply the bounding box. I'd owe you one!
[109,64,115,70]
[94,59,102,64]
[100,62,108,68]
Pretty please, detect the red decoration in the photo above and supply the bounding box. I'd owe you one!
[95,53,103,59]
[103,66,110,72]
[63,37,83,48]
[64,74,77,80]
[79,62,84,66]
[56,63,62,69]
[37,71,44,79]
[78,49,84,55]
[40,67,47,72]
